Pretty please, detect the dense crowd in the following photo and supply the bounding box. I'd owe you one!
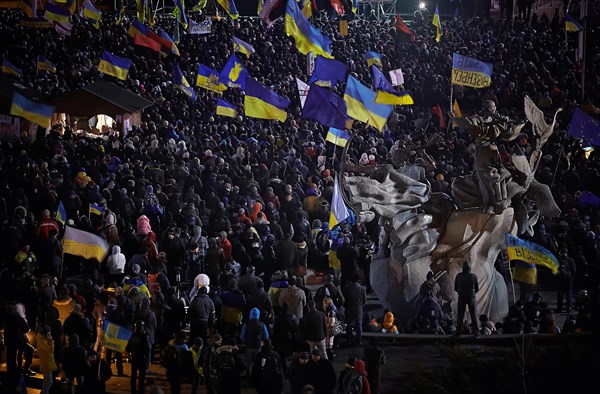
[1,2,600,394]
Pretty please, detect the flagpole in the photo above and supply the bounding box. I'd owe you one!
[580,18,587,104]
[449,83,454,113]
[550,139,566,188]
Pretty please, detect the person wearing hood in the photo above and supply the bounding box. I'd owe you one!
[36,325,57,394]
[250,339,284,394]
[454,261,480,337]
[106,245,126,284]
[126,321,151,394]
[240,307,270,379]
[63,304,93,349]
[62,333,87,388]
[381,312,399,334]
[134,297,157,368]
[214,337,246,394]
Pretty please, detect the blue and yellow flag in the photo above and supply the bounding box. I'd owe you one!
[44,3,71,24]
[308,56,348,87]
[128,18,149,37]
[565,14,583,32]
[19,0,36,18]
[432,3,442,42]
[56,200,67,226]
[115,0,125,24]
[10,93,55,127]
[217,0,239,19]
[365,51,382,68]
[145,0,155,26]
[196,64,227,93]
[102,320,133,353]
[351,0,358,14]
[232,36,255,57]
[2,59,22,78]
[173,65,197,101]
[193,0,208,11]
[216,98,237,118]
[159,29,180,56]
[300,0,313,18]
[37,56,57,73]
[173,0,188,29]
[372,66,414,105]
[63,225,109,262]
[301,83,350,130]
[326,127,350,148]
[285,0,333,59]
[80,0,101,28]
[505,233,560,274]
[219,54,249,89]
[344,75,393,132]
[89,203,104,216]
[98,51,132,81]
[451,52,493,88]
[244,77,290,123]
[330,175,350,229]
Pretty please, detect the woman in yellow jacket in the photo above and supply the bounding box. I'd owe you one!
[37,325,58,394]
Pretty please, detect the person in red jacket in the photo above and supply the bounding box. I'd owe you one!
[34,209,61,241]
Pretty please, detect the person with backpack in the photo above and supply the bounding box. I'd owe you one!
[315,222,331,272]
[202,333,223,394]
[337,357,370,394]
[161,330,189,394]
[250,339,284,394]
[214,337,246,394]
[240,307,270,379]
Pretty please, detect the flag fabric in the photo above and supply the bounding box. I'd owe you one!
[193,0,208,11]
[216,98,237,118]
[56,201,67,226]
[285,0,333,58]
[260,0,285,26]
[173,0,188,28]
[395,15,415,42]
[219,54,249,89]
[351,0,358,13]
[196,64,227,93]
[372,66,414,105]
[432,104,447,129]
[308,56,348,87]
[115,0,125,24]
[326,127,350,148]
[344,75,393,131]
[135,0,146,23]
[330,0,344,15]
[145,0,155,26]
[2,59,22,78]
[159,29,180,56]
[173,65,197,101]
[232,36,255,57]
[128,18,149,37]
[10,93,54,127]
[44,3,71,24]
[19,0,36,18]
[389,68,404,86]
[565,14,583,31]
[339,19,348,36]
[89,203,104,216]
[568,108,600,146]
[577,190,600,207]
[329,175,350,228]
[173,18,180,44]
[365,51,382,68]
[301,83,350,129]
[102,320,133,353]
[37,56,57,73]
[512,261,538,285]
[451,52,493,89]
[81,0,102,24]
[244,77,290,123]
[54,20,72,35]
[296,77,310,108]
[300,0,313,18]
[217,0,239,19]
[63,225,110,262]
[505,233,560,275]
[146,30,174,55]
[134,33,162,52]
[432,3,442,42]
[98,51,132,81]
[453,99,462,117]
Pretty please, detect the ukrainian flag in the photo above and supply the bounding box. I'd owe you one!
[512,261,538,285]
[344,75,393,132]
[89,203,104,216]
[10,93,55,127]
[232,36,255,57]
[44,3,71,24]
[372,66,414,105]
[219,54,249,90]
[128,18,149,37]
[216,98,237,118]
[300,0,313,18]
[565,14,583,32]
[173,65,197,101]
[244,77,290,123]
[2,59,22,78]
[115,0,125,24]
[329,175,350,229]
[365,51,382,68]
[196,64,227,93]
[326,127,350,148]
[56,200,67,226]
[37,56,57,73]
[19,0,36,18]
[145,0,155,26]
[102,320,133,353]
[432,3,442,42]
[172,0,188,29]
[63,225,110,262]
[505,233,559,274]
[159,29,180,56]
[80,0,101,27]
[98,51,132,81]
[285,0,333,59]
[217,0,239,19]
[193,0,208,11]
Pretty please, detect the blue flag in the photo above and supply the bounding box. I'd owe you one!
[568,108,600,146]
[219,53,249,89]
[308,56,348,87]
[301,83,350,129]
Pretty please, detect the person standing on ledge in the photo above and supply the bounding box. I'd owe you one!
[454,261,480,337]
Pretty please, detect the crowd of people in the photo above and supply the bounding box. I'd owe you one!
[1,1,600,393]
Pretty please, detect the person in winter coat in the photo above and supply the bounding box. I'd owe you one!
[63,304,93,349]
[240,307,270,378]
[342,274,367,345]
[363,338,386,394]
[36,325,57,394]
[250,339,284,394]
[287,351,310,394]
[306,348,337,394]
[134,297,157,367]
[323,297,341,361]
[81,348,112,394]
[62,334,87,387]
[162,331,189,394]
[353,359,371,394]
[301,300,328,359]
[5,303,35,388]
[454,261,480,337]
[106,245,126,284]
[279,276,307,320]
[126,321,151,394]
[187,286,216,343]
[214,337,246,394]
[202,333,223,394]
[314,274,345,312]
